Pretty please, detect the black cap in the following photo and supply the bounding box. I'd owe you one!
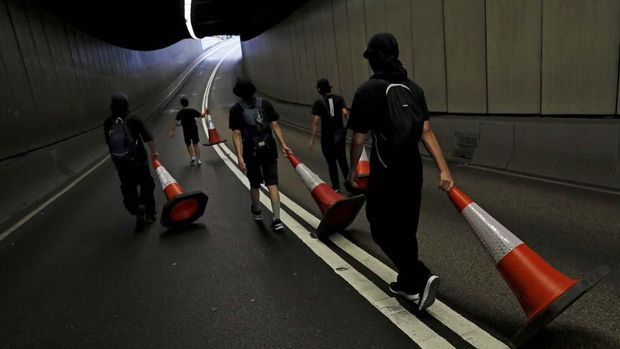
[363,33,400,62]
[233,77,257,99]
[316,78,332,94]
[110,92,129,114]
[180,96,189,106]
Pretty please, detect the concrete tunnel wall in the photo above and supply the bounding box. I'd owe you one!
[240,0,620,190]
[0,0,208,229]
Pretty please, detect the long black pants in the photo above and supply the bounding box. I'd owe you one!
[321,139,349,190]
[114,160,156,216]
[366,171,431,293]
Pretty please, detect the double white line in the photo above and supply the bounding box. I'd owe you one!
[202,45,509,348]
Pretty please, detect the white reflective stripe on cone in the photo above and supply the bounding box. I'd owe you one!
[461,203,523,263]
[156,166,178,190]
[295,163,324,191]
[360,147,369,161]
[207,114,215,130]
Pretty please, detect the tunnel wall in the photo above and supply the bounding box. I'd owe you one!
[241,0,620,190]
[0,0,213,229]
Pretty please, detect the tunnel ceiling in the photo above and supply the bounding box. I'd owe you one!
[32,0,308,50]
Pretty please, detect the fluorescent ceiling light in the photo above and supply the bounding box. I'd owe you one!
[184,0,199,39]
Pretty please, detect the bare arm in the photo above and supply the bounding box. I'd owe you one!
[232,129,246,171]
[421,120,454,191]
[342,108,349,122]
[271,121,292,155]
[147,140,159,160]
[346,132,367,186]
[170,119,179,137]
[309,115,320,150]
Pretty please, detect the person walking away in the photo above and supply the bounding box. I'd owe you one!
[229,78,292,232]
[104,93,159,233]
[346,33,455,311]
[170,96,207,165]
[308,78,349,192]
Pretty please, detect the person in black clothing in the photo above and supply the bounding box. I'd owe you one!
[104,93,159,233]
[309,78,349,192]
[346,33,454,311]
[170,96,207,165]
[229,78,292,232]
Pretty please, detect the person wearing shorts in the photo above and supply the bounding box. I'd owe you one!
[229,78,292,232]
[170,96,206,165]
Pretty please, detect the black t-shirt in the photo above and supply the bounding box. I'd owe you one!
[176,108,201,130]
[348,77,429,178]
[311,94,347,140]
[229,97,280,160]
[104,114,153,164]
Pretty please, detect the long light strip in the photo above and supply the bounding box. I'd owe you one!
[184,0,199,39]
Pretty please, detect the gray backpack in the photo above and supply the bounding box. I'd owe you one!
[108,116,137,160]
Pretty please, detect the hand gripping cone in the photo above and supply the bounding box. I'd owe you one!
[153,159,208,228]
[353,146,370,191]
[447,186,609,347]
[287,153,365,239]
[203,113,226,146]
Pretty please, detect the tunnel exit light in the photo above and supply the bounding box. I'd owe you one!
[184,0,199,39]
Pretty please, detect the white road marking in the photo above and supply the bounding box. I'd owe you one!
[203,45,455,348]
[0,155,110,242]
[205,45,509,348]
[217,142,508,349]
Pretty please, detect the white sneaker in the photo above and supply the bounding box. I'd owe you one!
[190,156,196,165]
[418,275,440,311]
[197,159,202,165]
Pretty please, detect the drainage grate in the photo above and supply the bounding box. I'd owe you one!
[452,133,478,160]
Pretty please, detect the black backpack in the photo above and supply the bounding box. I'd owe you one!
[374,81,424,168]
[107,116,137,160]
[239,98,274,157]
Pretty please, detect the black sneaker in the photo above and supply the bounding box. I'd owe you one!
[271,219,284,232]
[389,282,420,302]
[418,275,440,311]
[134,205,146,233]
[251,206,262,221]
[145,213,156,224]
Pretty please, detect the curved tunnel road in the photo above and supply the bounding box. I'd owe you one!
[0,40,618,349]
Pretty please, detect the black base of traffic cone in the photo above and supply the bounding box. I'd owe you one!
[314,194,366,239]
[203,139,227,147]
[509,265,610,348]
[161,191,209,228]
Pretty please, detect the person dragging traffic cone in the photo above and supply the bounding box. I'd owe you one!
[153,158,208,228]
[447,186,609,347]
[347,33,455,311]
[170,96,207,166]
[104,93,159,233]
[229,78,291,232]
[287,153,365,239]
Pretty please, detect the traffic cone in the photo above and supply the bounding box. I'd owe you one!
[203,113,226,146]
[447,186,609,347]
[353,146,370,191]
[287,153,365,239]
[153,158,208,228]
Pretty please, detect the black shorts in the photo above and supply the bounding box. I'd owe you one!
[183,127,199,145]
[246,158,278,188]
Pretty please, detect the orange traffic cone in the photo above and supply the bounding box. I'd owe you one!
[287,153,365,239]
[447,186,609,347]
[353,146,370,191]
[153,158,208,228]
[203,113,226,146]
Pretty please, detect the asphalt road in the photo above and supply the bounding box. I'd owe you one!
[1,41,618,349]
